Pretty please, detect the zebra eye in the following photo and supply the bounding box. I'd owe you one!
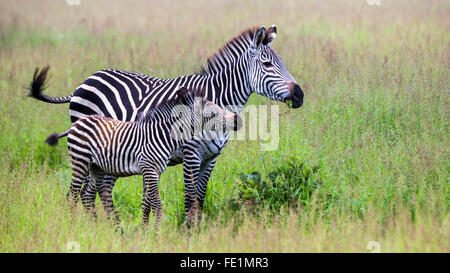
[262,61,272,67]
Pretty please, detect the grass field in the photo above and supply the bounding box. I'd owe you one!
[0,0,448,252]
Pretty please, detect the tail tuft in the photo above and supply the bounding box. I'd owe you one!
[45,132,59,146]
[28,65,50,99]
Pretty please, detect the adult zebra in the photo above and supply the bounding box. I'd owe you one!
[29,25,304,223]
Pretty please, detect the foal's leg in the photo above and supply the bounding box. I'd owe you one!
[195,156,218,222]
[80,176,98,217]
[81,165,106,218]
[67,160,90,212]
[141,168,162,231]
[182,151,200,228]
[98,175,120,224]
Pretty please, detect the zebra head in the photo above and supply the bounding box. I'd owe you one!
[190,96,241,134]
[247,25,304,108]
[174,87,241,139]
[199,100,242,132]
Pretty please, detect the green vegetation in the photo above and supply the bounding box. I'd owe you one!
[0,0,448,252]
[230,157,322,213]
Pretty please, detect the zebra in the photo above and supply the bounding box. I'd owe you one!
[45,87,240,228]
[28,25,304,224]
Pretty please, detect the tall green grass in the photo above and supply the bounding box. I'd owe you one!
[0,0,448,252]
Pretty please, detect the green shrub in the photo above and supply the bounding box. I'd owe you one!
[230,157,322,213]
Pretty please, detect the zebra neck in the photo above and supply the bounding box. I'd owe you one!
[201,55,252,114]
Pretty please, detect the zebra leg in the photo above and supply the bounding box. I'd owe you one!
[81,166,106,218]
[80,176,98,217]
[98,175,120,224]
[141,168,162,231]
[67,161,90,212]
[196,156,218,222]
[182,150,201,228]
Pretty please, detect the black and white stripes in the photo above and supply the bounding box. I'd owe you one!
[47,87,239,228]
[29,25,304,224]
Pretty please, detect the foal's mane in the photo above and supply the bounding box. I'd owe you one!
[139,87,206,123]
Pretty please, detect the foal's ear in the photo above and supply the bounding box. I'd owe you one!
[263,25,277,47]
[252,26,266,49]
[176,87,189,96]
[175,86,190,100]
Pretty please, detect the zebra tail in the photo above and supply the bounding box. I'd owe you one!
[45,129,70,146]
[28,66,73,104]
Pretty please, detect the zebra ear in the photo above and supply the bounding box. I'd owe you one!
[263,25,277,46]
[253,26,266,49]
[176,87,190,98]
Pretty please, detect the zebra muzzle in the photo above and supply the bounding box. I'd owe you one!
[288,82,304,108]
[233,114,242,131]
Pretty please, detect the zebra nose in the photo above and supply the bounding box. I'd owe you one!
[233,114,242,131]
[288,83,304,108]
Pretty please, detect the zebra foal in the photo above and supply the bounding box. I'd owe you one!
[46,87,240,227]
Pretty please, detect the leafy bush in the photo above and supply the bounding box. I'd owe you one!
[230,157,322,213]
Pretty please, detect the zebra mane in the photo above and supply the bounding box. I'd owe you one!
[138,87,206,123]
[197,27,259,75]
